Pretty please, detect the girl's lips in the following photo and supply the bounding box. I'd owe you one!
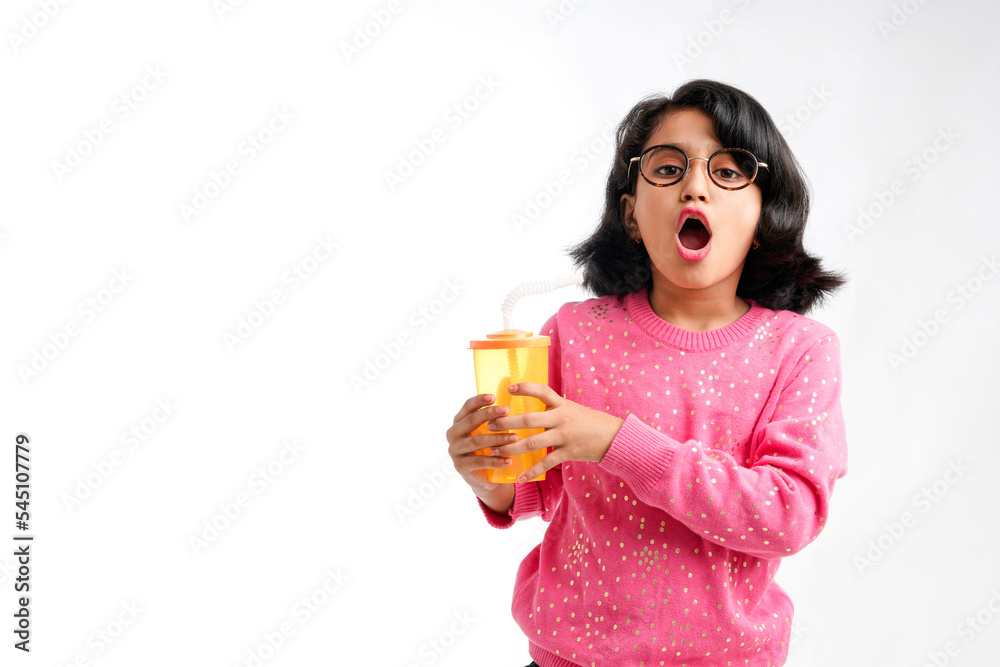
[676,206,712,262]
[676,236,711,261]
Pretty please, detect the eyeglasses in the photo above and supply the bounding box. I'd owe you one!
[628,145,768,191]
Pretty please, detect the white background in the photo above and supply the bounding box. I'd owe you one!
[2,1,999,665]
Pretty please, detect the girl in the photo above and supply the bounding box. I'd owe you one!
[446,79,847,667]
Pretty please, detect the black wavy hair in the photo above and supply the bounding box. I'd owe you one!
[567,79,845,314]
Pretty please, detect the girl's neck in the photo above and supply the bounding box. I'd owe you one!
[646,280,750,333]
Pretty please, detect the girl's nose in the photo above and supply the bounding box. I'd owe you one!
[679,157,711,200]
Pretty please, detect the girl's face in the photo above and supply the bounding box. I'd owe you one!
[620,108,762,302]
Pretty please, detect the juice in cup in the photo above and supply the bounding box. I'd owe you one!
[469,329,551,483]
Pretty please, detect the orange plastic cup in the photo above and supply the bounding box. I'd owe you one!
[469,329,551,483]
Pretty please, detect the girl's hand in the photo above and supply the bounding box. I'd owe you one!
[446,393,518,497]
[486,383,626,483]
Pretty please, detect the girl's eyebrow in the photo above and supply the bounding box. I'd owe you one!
[657,141,725,153]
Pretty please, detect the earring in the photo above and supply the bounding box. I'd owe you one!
[752,239,760,250]
[627,221,642,245]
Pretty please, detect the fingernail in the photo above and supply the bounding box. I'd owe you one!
[516,475,526,483]
[509,384,517,392]
[489,448,498,456]
[485,394,494,402]
[503,458,512,465]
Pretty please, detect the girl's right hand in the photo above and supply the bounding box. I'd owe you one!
[446,393,516,496]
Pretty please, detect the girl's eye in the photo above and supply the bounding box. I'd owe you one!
[710,152,753,182]
[654,165,682,177]
[713,167,745,181]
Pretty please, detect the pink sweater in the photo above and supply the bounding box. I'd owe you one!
[478,286,847,667]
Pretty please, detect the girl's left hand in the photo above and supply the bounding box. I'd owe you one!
[485,382,626,483]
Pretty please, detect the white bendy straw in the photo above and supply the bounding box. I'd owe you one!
[500,274,584,332]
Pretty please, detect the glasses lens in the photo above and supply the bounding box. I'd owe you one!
[709,150,757,189]
[641,147,687,185]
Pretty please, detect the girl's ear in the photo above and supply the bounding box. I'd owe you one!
[619,193,637,236]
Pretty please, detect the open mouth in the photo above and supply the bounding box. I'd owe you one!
[678,217,711,250]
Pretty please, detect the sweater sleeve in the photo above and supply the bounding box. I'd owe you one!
[477,311,567,529]
[598,333,847,558]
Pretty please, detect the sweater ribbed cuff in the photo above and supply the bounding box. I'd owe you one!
[476,480,545,529]
[528,642,580,667]
[598,413,676,495]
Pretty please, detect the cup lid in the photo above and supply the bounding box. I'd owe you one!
[469,329,551,349]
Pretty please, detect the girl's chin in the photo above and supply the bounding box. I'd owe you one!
[651,260,744,292]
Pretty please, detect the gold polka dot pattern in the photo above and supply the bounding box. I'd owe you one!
[477,285,847,667]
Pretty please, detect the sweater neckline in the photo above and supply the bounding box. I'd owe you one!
[624,285,766,352]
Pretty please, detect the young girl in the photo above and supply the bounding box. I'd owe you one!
[446,79,847,667]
